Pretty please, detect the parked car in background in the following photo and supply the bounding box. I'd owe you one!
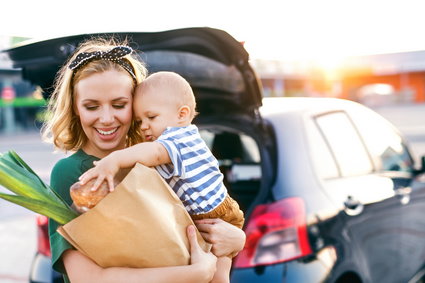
[29,215,62,283]
[5,27,425,283]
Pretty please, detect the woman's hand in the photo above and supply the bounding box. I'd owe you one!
[187,225,217,282]
[194,218,246,257]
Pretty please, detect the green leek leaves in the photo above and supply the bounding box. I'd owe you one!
[0,150,78,224]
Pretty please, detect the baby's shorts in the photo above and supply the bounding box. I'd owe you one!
[191,195,245,229]
[191,195,245,258]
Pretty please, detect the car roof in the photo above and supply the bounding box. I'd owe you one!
[260,96,363,116]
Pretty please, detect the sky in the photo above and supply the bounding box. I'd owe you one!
[2,0,425,64]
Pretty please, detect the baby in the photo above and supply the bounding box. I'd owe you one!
[79,71,244,283]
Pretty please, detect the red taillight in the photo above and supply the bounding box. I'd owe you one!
[233,197,312,268]
[36,215,51,257]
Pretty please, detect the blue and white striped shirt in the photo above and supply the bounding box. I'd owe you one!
[155,125,227,215]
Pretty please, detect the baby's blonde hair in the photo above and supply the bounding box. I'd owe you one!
[41,37,148,151]
[136,71,197,120]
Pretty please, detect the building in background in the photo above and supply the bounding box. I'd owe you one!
[338,51,425,105]
[252,50,425,106]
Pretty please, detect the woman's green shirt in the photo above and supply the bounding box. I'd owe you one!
[48,150,99,281]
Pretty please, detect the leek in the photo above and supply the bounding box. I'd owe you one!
[0,150,78,224]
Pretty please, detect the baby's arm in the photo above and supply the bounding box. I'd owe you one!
[79,141,171,191]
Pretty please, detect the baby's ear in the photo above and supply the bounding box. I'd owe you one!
[178,105,191,121]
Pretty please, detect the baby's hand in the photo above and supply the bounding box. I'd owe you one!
[79,156,120,192]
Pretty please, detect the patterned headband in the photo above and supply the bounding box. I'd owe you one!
[68,46,137,81]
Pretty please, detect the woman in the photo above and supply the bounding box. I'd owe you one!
[42,37,245,283]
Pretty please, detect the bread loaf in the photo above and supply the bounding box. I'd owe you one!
[70,179,109,210]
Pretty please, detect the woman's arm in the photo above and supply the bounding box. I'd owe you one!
[63,226,217,283]
[195,218,246,257]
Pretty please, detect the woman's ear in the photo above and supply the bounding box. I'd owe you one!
[178,105,191,123]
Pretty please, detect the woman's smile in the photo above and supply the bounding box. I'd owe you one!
[96,127,119,136]
[95,126,120,141]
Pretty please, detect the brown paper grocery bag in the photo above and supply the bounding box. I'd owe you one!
[57,163,210,268]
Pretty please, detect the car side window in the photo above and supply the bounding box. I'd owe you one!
[315,111,373,177]
[349,107,414,173]
[306,117,339,180]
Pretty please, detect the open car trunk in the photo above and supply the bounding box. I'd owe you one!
[4,27,262,117]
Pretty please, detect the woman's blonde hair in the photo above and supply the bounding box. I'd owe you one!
[41,37,148,152]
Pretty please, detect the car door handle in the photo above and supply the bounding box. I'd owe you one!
[395,186,411,205]
[344,195,364,216]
